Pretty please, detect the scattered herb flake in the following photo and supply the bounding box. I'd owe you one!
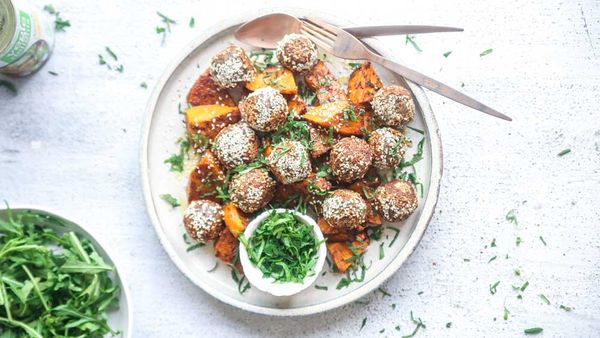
[506,209,518,225]
[490,281,500,295]
[105,46,118,61]
[491,238,496,247]
[379,242,385,260]
[402,311,426,338]
[480,48,493,57]
[516,236,522,246]
[159,193,180,208]
[189,17,195,28]
[140,82,148,89]
[360,317,367,331]
[405,35,422,53]
[463,258,471,262]
[514,268,521,276]
[48,71,58,76]
[443,51,452,58]
[446,322,452,328]
[503,306,510,320]
[387,226,400,247]
[539,236,547,246]
[314,285,328,291]
[378,287,391,297]
[559,304,572,312]
[524,327,543,335]
[539,294,550,305]
[558,149,571,157]
[488,255,497,263]
[520,281,529,292]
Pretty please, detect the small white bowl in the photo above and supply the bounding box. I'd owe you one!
[238,208,327,297]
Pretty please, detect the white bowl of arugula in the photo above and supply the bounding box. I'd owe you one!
[0,206,132,338]
[238,209,327,297]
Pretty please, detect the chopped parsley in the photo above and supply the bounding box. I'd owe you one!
[387,226,401,247]
[491,238,497,247]
[189,17,195,28]
[489,281,500,295]
[378,287,391,297]
[230,266,251,294]
[559,304,572,312]
[524,327,543,335]
[164,138,190,172]
[446,322,452,328]
[336,242,369,289]
[405,35,422,53]
[98,47,124,73]
[43,5,70,31]
[539,294,550,305]
[402,311,426,338]
[298,82,317,106]
[160,193,180,208]
[239,210,323,283]
[520,281,529,292]
[480,48,493,57]
[48,71,58,76]
[516,236,522,246]
[558,149,571,156]
[249,50,279,72]
[539,236,547,246]
[314,285,328,291]
[140,82,148,89]
[443,51,452,58]
[488,256,497,263]
[105,47,118,61]
[379,243,385,259]
[505,209,518,225]
[359,317,367,331]
[156,12,176,43]
[347,61,362,70]
[503,306,510,320]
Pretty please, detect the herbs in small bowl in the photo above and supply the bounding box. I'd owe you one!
[238,209,326,296]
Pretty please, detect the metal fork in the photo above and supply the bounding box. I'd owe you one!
[300,18,512,121]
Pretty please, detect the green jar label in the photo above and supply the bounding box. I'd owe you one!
[1,10,32,64]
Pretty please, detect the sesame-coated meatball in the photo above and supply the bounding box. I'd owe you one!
[276,34,318,73]
[369,127,408,170]
[329,136,372,183]
[209,45,256,89]
[373,179,418,222]
[321,189,367,229]
[267,140,312,184]
[229,168,276,213]
[371,85,415,128]
[240,87,288,132]
[213,122,259,170]
[183,199,224,242]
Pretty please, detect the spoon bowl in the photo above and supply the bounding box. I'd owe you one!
[234,13,302,49]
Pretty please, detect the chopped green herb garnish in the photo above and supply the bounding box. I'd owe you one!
[446,322,452,328]
[417,291,424,295]
[105,47,118,61]
[378,287,391,297]
[343,106,359,123]
[314,285,328,291]
[558,149,571,156]
[230,266,251,294]
[159,193,180,208]
[239,211,322,283]
[520,281,529,292]
[379,242,385,260]
[539,236,547,246]
[156,12,176,43]
[463,258,471,262]
[506,209,518,225]
[164,138,190,172]
[249,50,279,72]
[516,236,522,246]
[360,317,367,331]
[186,242,204,252]
[43,5,70,31]
[539,294,550,305]
[514,268,521,276]
[480,48,493,57]
[524,327,543,334]
[0,79,17,95]
[503,306,510,320]
[402,311,426,338]
[405,35,422,53]
[48,71,58,76]
[488,256,497,263]
[559,304,572,312]
[140,82,148,89]
[490,281,500,295]
[443,51,452,58]
[387,226,400,247]
[347,62,362,70]
[491,238,496,247]
[189,17,195,28]
[298,82,317,105]
[406,126,425,135]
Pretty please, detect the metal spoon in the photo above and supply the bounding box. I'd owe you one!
[234,13,462,49]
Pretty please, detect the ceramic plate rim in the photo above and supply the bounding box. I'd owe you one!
[140,9,443,316]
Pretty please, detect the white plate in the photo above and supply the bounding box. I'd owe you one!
[141,10,443,316]
[0,206,133,337]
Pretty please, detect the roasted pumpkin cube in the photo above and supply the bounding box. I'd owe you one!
[187,150,225,202]
[246,66,298,95]
[304,61,346,104]
[187,69,235,107]
[303,100,348,129]
[347,62,383,105]
[185,105,241,143]
[287,95,307,118]
[213,228,239,264]
[327,234,369,273]
[318,218,355,242]
[223,203,249,237]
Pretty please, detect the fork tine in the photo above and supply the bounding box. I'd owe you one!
[303,18,340,37]
[302,20,337,41]
[300,27,334,53]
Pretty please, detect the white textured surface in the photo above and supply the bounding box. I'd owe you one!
[1,0,599,337]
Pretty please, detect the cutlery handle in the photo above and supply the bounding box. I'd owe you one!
[344,25,463,38]
[369,54,512,121]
